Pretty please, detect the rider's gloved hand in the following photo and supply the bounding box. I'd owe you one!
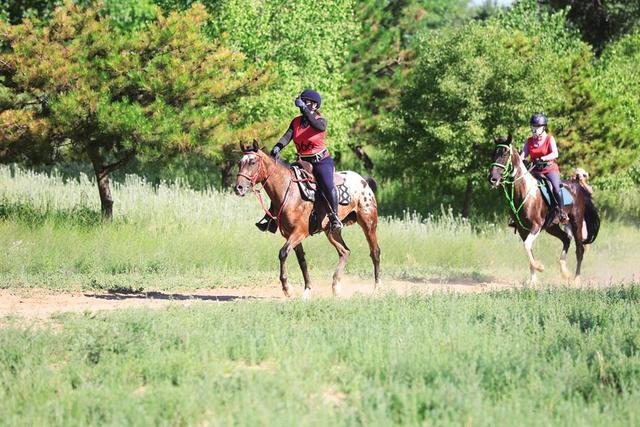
[534,159,546,169]
[294,98,305,109]
[270,146,281,158]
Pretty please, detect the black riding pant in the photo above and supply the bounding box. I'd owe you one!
[311,155,339,215]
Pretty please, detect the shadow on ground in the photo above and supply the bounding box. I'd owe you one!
[84,291,260,303]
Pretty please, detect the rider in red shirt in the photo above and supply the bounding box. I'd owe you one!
[255,89,343,233]
[522,113,569,224]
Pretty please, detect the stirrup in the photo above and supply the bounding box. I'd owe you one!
[329,215,343,232]
[551,209,568,225]
[558,211,569,225]
[255,216,277,233]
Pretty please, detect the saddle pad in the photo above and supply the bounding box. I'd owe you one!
[292,166,315,202]
[538,182,573,206]
[291,165,352,205]
[336,183,352,205]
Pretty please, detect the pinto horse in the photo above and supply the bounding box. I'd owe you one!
[488,136,600,285]
[234,141,381,298]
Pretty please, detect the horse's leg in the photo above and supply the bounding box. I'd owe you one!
[571,219,585,287]
[357,213,381,289]
[325,231,351,296]
[518,226,544,285]
[278,233,305,298]
[574,242,585,286]
[546,224,572,282]
[294,244,312,299]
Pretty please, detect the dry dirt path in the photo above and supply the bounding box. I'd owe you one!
[0,277,516,320]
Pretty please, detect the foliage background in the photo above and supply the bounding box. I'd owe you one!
[1,0,639,219]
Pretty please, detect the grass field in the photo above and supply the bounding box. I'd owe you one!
[2,288,640,426]
[1,165,639,293]
[1,166,639,425]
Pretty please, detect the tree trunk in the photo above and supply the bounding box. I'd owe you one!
[221,161,235,189]
[352,145,374,171]
[87,144,114,220]
[462,178,473,219]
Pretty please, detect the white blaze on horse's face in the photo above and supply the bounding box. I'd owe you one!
[235,153,260,196]
[240,153,257,168]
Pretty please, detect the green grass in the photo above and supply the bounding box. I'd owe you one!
[1,166,640,425]
[1,165,639,291]
[1,287,640,426]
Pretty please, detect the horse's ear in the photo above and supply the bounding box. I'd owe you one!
[506,134,513,144]
[239,142,246,152]
[252,139,260,151]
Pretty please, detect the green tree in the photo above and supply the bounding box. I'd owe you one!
[0,0,157,30]
[152,0,360,162]
[538,0,640,54]
[344,0,474,150]
[557,30,640,176]
[0,3,270,218]
[383,3,586,217]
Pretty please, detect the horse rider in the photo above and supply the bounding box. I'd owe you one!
[522,113,569,224]
[255,89,343,232]
[572,167,593,196]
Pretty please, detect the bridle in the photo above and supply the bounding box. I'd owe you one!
[236,151,294,230]
[236,150,273,187]
[491,143,532,230]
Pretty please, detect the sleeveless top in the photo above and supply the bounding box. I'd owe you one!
[291,115,327,156]
[526,134,560,174]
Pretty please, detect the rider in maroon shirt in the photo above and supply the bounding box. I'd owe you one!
[523,113,569,225]
[256,90,343,233]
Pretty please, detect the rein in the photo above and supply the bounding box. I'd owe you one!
[492,144,532,230]
[237,151,294,230]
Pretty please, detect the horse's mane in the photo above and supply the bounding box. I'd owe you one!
[247,148,292,171]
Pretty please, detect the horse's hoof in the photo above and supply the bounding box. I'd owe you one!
[302,289,311,300]
[332,284,341,297]
[559,263,571,280]
[374,280,383,293]
[574,276,582,287]
[534,262,545,272]
[282,287,291,298]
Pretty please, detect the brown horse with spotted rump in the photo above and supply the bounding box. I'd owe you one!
[235,141,381,298]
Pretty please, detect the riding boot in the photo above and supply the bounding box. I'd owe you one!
[255,207,277,233]
[328,187,343,231]
[552,187,569,225]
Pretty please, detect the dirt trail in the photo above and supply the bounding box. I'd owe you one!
[0,277,515,320]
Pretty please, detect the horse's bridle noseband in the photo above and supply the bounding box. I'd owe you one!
[491,144,513,179]
[236,150,293,229]
[237,151,271,187]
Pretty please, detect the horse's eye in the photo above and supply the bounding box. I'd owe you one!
[249,159,256,165]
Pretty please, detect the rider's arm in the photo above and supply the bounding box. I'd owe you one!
[541,136,558,161]
[300,106,327,131]
[521,143,529,159]
[273,122,294,152]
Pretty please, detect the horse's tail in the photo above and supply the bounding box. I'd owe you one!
[364,176,377,195]
[582,196,600,244]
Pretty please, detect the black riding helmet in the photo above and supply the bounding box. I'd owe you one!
[300,89,321,109]
[530,113,548,127]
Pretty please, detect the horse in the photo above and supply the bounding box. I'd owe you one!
[234,141,381,298]
[488,135,600,286]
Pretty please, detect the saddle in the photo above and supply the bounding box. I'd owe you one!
[291,160,351,205]
[533,175,574,207]
[291,160,352,235]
